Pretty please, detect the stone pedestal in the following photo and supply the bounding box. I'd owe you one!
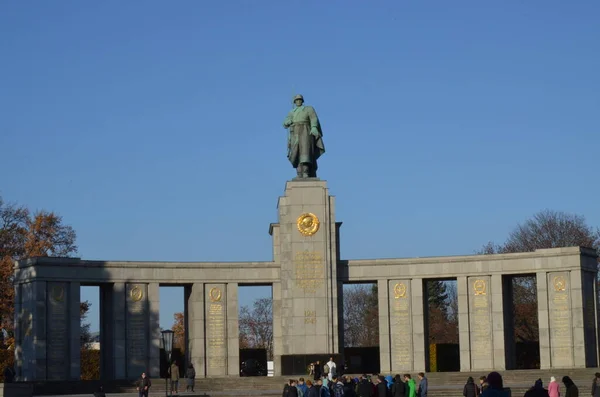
[274,179,341,363]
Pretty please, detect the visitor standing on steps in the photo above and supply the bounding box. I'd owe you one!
[548,377,560,397]
[405,374,416,397]
[169,361,180,396]
[591,373,600,397]
[464,377,479,397]
[417,372,428,397]
[186,364,196,392]
[562,376,578,397]
[326,357,337,381]
[136,372,151,397]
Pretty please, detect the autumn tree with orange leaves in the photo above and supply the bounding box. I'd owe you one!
[172,312,185,352]
[0,196,79,349]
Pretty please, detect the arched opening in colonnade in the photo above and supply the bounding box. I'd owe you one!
[424,278,459,372]
[502,274,540,369]
[342,282,380,374]
[238,284,273,376]
[80,285,100,380]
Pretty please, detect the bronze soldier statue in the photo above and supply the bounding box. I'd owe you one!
[283,94,325,178]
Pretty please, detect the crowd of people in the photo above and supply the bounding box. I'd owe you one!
[282,369,600,397]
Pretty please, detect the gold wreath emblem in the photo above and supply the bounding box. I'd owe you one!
[51,285,65,302]
[394,283,407,299]
[209,287,222,302]
[553,276,566,292]
[130,286,144,302]
[473,279,487,296]
[297,213,320,237]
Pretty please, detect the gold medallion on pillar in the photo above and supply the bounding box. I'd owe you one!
[51,285,65,302]
[473,279,487,295]
[297,213,320,236]
[209,287,222,302]
[130,285,144,301]
[393,283,406,299]
[553,276,566,292]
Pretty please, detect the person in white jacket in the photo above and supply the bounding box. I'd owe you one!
[326,357,336,381]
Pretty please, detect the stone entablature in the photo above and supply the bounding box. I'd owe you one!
[13,180,599,381]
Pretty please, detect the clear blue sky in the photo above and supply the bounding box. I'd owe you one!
[2,1,599,332]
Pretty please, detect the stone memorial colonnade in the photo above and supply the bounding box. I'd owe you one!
[13,180,600,381]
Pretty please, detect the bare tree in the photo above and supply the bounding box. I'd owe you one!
[479,210,600,255]
[239,298,273,360]
[343,284,379,347]
[478,210,599,344]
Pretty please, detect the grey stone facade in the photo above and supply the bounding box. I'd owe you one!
[13,179,600,380]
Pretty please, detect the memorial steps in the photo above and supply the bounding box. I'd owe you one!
[27,368,600,396]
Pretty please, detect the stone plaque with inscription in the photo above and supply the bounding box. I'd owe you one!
[389,280,413,371]
[126,284,149,377]
[548,272,573,367]
[206,284,227,376]
[468,276,493,369]
[46,282,69,380]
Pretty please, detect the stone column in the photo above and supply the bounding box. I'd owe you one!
[389,279,413,372]
[467,276,493,370]
[537,272,552,369]
[15,281,47,380]
[187,283,205,378]
[569,269,596,367]
[226,284,239,376]
[456,276,470,371]
[580,271,598,367]
[272,282,283,376]
[125,283,149,378]
[69,282,81,380]
[148,283,160,377]
[490,274,506,370]
[378,279,391,373]
[547,272,573,368]
[411,279,426,371]
[205,283,227,377]
[109,283,127,379]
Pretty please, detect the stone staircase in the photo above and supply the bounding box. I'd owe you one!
[30,369,600,397]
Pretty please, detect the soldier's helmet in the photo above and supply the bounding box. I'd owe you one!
[292,94,304,103]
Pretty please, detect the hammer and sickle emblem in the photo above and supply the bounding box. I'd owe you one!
[473,279,486,295]
[393,283,407,299]
[553,276,566,292]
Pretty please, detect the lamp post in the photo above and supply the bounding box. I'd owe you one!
[161,330,174,397]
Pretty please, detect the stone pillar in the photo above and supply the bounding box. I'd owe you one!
[226,284,239,376]
[148,283,160,377]
[467,276,493,370]
[109,283,127,379]
[389,279,413,372]
[15,281,46,380]
[411,279,426,371]
[537,272,552,369]
[272,282,283,376]
[456,276,470,371]
[125,283,149,378]
[68,282,81,380]
[276,180,340,367]
[490,274,506,370]
[187,283,205,378]
[378,279,391,373]
[581,271,598,367]
[205,283,227,377]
